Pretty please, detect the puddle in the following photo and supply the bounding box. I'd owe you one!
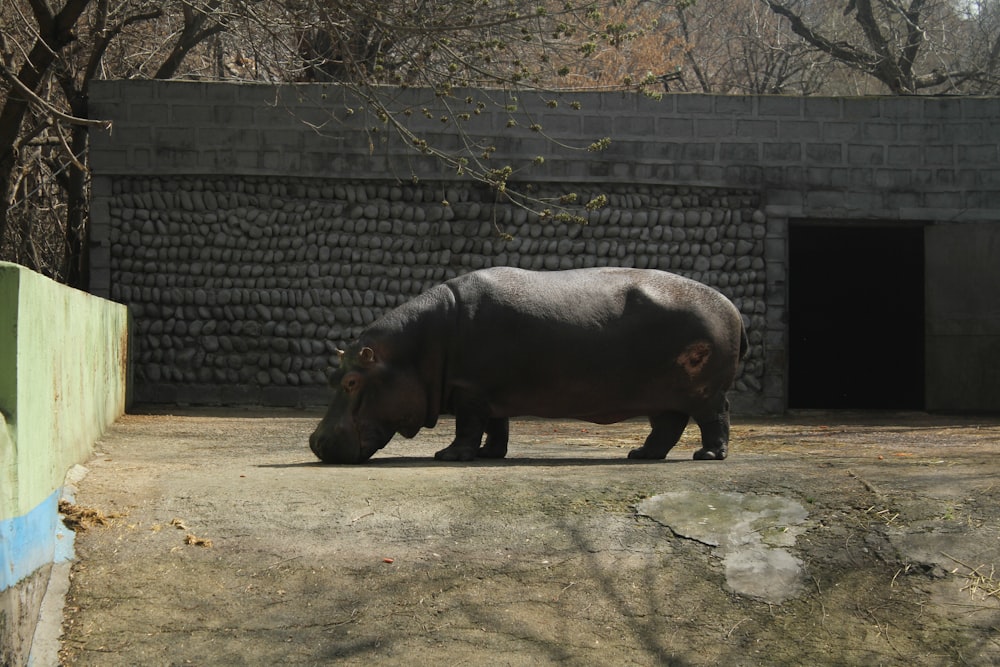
[637,491,808,604]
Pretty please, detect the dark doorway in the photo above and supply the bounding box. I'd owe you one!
[788,224,925,409]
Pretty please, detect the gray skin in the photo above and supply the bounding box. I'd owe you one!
[309,267,748,464]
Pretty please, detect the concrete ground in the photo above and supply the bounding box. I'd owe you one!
[54,409,1000,665]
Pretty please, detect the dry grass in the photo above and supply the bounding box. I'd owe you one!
[944,554,1000,603]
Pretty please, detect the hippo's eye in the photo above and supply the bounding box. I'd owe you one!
[341,371,364,394]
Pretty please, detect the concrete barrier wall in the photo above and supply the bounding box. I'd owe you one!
[0,262,129,666]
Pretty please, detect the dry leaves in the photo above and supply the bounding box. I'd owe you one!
[168,517,213,547]
[59,501,123,531]
[184,534,214,548]
[61,503,213,547]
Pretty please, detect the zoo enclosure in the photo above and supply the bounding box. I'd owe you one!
[88,83,1000,413]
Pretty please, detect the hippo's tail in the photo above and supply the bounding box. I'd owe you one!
[739,322,749,362]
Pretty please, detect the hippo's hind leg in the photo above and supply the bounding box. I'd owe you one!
[692,395,731,461]
[434,412,488,461]
[478,417,509,459]
[628,411,689,460]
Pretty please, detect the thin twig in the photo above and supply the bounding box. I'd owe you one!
[725,617,750,639]
[943,553,1000,602]
[265,555,303,570]
[847,469,882,497]
[0,60,112,129]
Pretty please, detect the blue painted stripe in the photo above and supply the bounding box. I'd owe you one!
[0,489,73,591]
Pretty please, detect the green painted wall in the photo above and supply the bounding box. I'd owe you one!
[0,262,129,667]
[0,262,129,523]
[1,267,18,516]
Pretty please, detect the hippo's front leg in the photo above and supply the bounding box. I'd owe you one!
[434,412,487,461]
[478,417,509,458]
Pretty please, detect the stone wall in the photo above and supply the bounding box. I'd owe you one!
[107,176,766,408]
[88,82,1000,413]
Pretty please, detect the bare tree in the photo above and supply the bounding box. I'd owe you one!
[671,0,835,93]
[759,0,1000,93]
[0,0,234,285]
[1,0,94,280]
[949,0,1000,92]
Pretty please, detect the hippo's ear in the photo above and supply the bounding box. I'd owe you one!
[359,347,377,365]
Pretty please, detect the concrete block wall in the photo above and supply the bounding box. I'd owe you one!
[88,82,1000,413]
[0,262,130,666]
[88,83,1000,215]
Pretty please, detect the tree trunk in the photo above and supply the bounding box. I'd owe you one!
[65,117,90,290]
[0,0,93,251]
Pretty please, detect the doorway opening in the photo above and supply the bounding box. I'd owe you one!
[788,224,925,410]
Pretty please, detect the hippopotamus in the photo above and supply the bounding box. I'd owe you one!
[309,267,747,464]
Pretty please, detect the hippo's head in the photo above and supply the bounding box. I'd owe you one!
[309,344,428,464]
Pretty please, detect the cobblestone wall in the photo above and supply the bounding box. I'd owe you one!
[108,176,765,407]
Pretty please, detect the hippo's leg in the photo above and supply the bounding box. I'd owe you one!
[628,411,689,460]
[478,417,509,459]
[692,396,731,461]
[434,412,487,461]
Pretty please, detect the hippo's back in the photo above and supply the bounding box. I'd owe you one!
[441,267,744,420]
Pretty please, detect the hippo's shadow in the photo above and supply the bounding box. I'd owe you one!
[260,456,686,469]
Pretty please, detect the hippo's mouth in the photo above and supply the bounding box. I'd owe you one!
[354,421,395,461]
[309,421,394,464]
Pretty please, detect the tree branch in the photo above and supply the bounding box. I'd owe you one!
[83,6,165,86]
[0,0,93,172]
[852,0,894,65]
[760,0,879,72]
[0,58,112,129]
[154,0,227,79]
[26,0,56,38]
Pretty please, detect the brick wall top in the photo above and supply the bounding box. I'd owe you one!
[89,81,1000,222]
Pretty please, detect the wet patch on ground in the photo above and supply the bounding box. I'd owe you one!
[638,491,808,603]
